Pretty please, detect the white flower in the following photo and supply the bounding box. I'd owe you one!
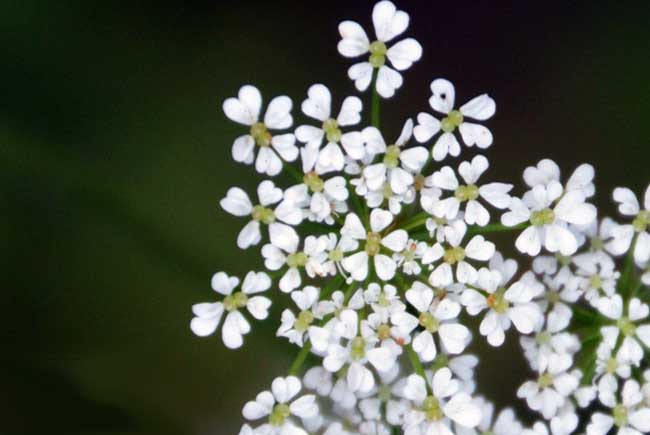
[587,378,650,435]
[461,256,543,346]
[597,295,650,366]
[223,85,298,176]
[429,155,512,226]
[358,366,408,425]
[190,271,271,349]
[425,220,496,286]
[573,252,619,305]
[321,233,359,279]
[341,209,408,281]
[414,78,496,161]
[402,368,482,434]
[520,325,580,373]
[393,239,428,276]
[363,282,406,315]
[393,282,470,362]
[277,286,331,346]
[242,376,318,435]
[575,217,623,263]
[322,309,398,394]
[592,338,632,381]
[284,173,349,225]
[338,0,422,98]
[296,84,363,174]
[533,272,579,334]
[612,184,650,265]
[363,180,415,215]
[455,397,523,435]
[524,159,595,198]
[517,353,580,419]
[362,309,406,353]
[303,366,334,397]
[221,180,303,249]
[262,224,328,293]
[502,181,597,256]
[362,119,428,195]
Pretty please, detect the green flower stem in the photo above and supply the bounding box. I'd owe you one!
[289,341,312,376]
[397,212,530,235]
[398,212,429,232]
[371,69,380,128]
[406,343,426,378]
[466,222,529,236]
[350,183,369,227]
[406,343,430,392]
[618,234,639,301]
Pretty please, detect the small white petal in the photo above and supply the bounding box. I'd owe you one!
[375,254,397,280]
[386,38,422,71]
[375,66,403,98]
[370,208,394,232]
[223,85,261,125]
[372,0,409,42]
[337,96,363,126]
[459,94,496,120]
[458,122,493,148]
[337,21,370,57]
[413,112,440,143]
[264,96,293,129]
[302,84,331,121]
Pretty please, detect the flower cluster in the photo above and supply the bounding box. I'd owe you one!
[190,2,650,434]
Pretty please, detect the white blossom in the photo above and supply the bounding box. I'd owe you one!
[338,1,422,98]
[502,180,597,256]
[242,376,318,435]
[402,368,482,435]
[393,282,470,362]
[612,184,650,265]
[190,271,271,349]
[414,78,496,161]
[341,209,408,281]
[429,155,512,226]
[221,180,303,249]
[223,85,298,176]
[461,254,543,346]
[296,84,364,174]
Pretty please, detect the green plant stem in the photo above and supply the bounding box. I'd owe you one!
[466,222,529,236]
[398,212,429,231]
[289,341,312,376]
[371,69,380,128]
[397,212,529,235]
[350,183,369,227]
[618,234,639,301]
[406,343,428,390]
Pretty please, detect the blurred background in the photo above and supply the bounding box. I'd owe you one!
[2,0,649,434]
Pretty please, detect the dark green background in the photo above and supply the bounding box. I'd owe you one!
[2,1,649,434]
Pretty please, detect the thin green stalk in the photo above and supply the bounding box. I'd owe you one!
[289,341,312,376]
[371,69,380,128]
[466,222,529,236]
[406,343,428,388]
[618,234,639,301]
[398,212,429,232]
[350,186,369,228]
